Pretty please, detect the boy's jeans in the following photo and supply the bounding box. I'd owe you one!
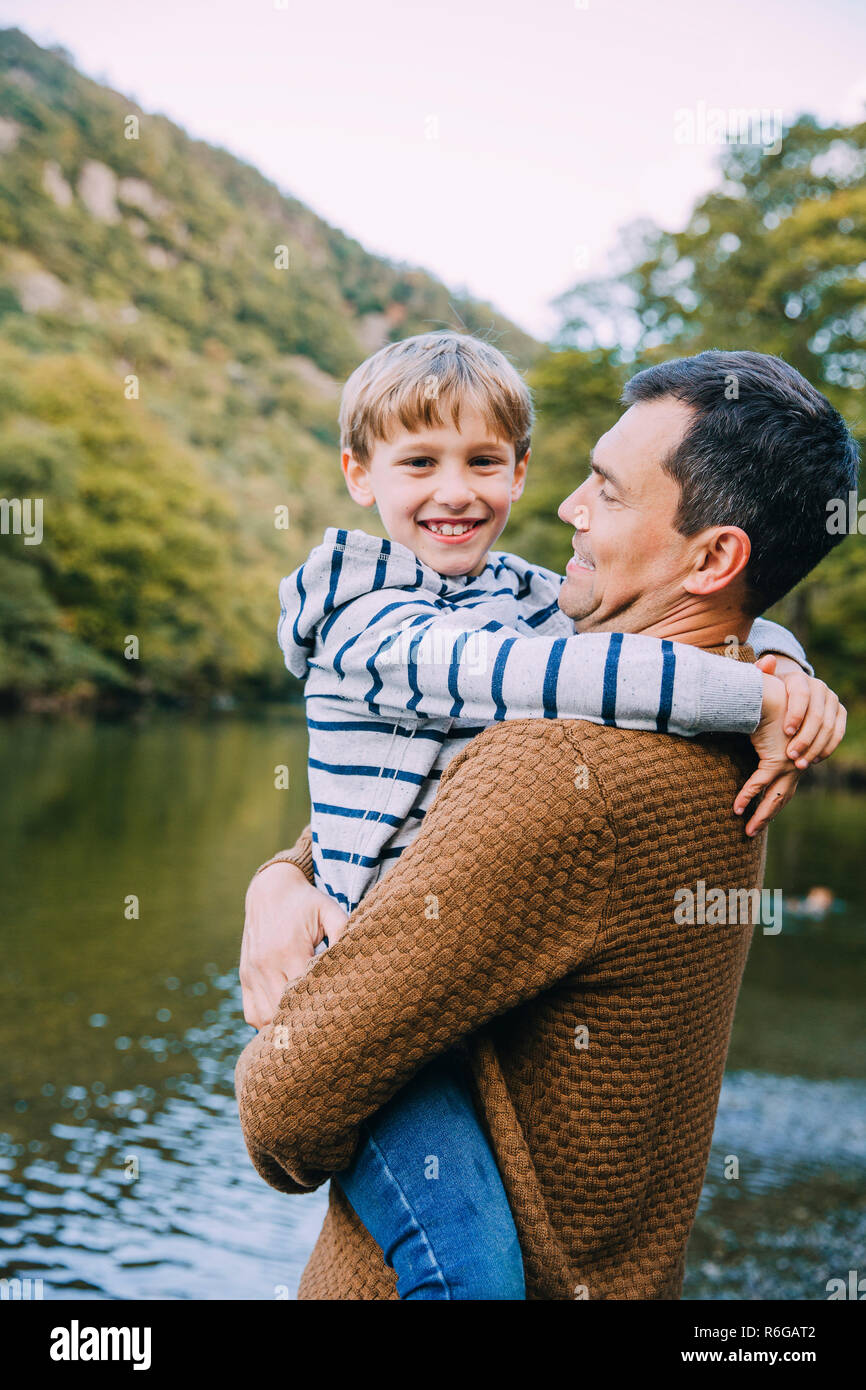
[333,1049,526,1300]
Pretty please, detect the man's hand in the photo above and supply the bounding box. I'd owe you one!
[240,863,348,1030]
[736,655,847,836]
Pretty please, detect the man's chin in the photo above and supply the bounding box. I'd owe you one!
[558,576,598,624]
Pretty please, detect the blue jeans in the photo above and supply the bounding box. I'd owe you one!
[333,1050,526,1300]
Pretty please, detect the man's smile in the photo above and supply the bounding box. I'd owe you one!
[567,544,595,573]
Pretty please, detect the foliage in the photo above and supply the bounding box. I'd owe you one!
[502,115,866,709]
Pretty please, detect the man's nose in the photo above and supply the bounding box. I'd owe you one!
[558,486,590,530]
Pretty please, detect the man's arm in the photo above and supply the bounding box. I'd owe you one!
[235,721,615,1192]
[253,828,314,884]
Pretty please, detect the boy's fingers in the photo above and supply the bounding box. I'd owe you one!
[743,793,780,838]
[782,675,811,736]
[793,691,840,767]
[734,767,773,815]
[786,683,827,760]
[813,703,847,762]
[744,775,799,837]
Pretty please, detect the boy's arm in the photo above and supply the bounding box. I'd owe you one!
[316,590,766,737]
[747,617,813,674]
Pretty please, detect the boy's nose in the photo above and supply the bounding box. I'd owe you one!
[432,482,475,509]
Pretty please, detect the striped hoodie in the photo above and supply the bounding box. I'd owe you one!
[278,527,807,914]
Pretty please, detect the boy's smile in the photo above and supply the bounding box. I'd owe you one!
[416,516,486,542]
[342,405,529,579]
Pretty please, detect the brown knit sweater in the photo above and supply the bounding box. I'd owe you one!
[235,646,767,1300]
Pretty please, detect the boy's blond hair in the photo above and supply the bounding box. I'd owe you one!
[339,331,533,465]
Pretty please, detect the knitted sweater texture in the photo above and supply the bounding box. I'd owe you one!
[235,646,766,1300]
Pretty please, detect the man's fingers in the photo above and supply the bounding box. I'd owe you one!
[321,901,349,945]
[241,968,274,1030]
[240,951,299,1028]
[243,985,270,1031]
[242,968,303,1030]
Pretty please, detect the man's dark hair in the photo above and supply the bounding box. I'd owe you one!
[622,350,860,613]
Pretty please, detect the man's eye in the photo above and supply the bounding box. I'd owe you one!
[471,457,501,467]
[404,457,434,468]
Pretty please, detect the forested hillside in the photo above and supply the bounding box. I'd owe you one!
[0,28,540,706]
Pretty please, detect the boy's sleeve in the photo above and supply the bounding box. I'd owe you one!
[234,721,615,1192]
[314,592,765,737]
[747,618,813,675]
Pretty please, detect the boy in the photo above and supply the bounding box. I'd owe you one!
[265,331,814,1299]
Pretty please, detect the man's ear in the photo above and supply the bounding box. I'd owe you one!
[511,448,530,501]
[683,525,751,597]
[341,451,376,508]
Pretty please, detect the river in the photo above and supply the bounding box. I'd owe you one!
[1,713,863,1300]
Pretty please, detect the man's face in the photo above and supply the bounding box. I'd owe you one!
[557,398,700,631]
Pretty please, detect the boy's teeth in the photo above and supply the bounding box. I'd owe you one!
[424,521,476,535]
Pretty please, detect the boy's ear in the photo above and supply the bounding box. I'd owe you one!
[511,448,530,501]
[342,451,376,508]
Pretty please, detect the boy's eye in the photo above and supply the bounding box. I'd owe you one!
[400,455,503,469]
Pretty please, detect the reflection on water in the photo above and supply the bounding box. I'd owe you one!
[1,715,864,1300]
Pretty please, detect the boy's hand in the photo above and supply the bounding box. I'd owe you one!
[240,863,348,1030]
[767,654,847,769]
[735,655,847,836]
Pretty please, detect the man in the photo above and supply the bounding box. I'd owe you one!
[236,350,855,1299]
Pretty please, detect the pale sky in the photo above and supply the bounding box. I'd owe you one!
[3,0,865,338]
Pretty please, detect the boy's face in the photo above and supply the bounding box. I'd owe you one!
[342,405,529,578]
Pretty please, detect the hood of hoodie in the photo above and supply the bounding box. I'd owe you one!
[277,527,482,678]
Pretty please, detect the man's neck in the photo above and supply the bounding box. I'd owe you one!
[582,594,753,650]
